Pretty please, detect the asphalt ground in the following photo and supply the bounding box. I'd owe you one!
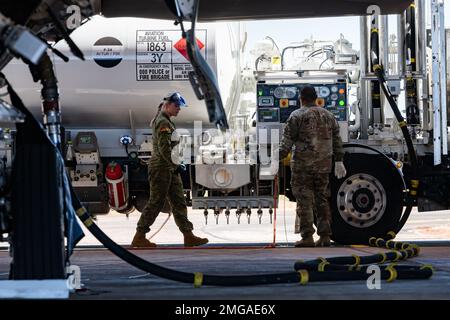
[0,205,449,299]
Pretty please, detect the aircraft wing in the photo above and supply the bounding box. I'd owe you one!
[0,0,413,41]
[103,0,413,21]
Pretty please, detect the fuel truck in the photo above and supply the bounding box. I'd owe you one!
[2,0,450,246]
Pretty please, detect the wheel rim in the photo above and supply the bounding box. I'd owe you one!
[337,173,387,228]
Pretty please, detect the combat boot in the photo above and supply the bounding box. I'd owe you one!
[315,235,331,247]
[183,231,209,247]
[131,231,157,248]
[294,236,315,247]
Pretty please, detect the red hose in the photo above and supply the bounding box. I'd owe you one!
[271,175,278,247]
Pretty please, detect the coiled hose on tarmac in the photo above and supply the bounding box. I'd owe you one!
[294,236,433,281]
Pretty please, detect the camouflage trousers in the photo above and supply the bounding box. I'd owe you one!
[291,171,332,238]
[137,167,193,234]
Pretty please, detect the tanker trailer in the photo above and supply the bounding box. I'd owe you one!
[3,15,267,216]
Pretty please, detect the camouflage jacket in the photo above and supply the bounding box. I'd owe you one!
[150,111,179,170]
[279,104,344,173]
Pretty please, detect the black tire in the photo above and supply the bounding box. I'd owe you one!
[10,143,65,279]
[330,153,404,245]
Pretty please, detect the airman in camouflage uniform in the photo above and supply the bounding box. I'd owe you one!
[279,86,345,247]
[132,93,208,247]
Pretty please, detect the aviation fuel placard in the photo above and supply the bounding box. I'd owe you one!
[136,30,207,81]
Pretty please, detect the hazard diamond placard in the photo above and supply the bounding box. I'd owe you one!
[136,30,207,81]
[173,38,205,61]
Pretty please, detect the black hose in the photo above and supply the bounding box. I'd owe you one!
[405,4,420,125]
[294,237,432,281]
[76,197,433,285]
[373,70,418,177]
[84,214,430,285]
[73,184,432,286]
[73,188,315,286]
[370,27,382,124]
[406,4,417,71]
[372,64,419,234]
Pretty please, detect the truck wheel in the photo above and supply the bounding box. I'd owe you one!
[330,153,404,245]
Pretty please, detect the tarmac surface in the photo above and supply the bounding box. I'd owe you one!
[0,204,449,299]
[69,246,450,299]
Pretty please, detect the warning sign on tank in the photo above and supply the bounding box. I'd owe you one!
[136,30,207,81]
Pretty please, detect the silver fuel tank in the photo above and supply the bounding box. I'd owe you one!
[3,16,242,129]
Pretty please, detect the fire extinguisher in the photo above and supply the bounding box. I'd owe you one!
[105,162,129,211]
